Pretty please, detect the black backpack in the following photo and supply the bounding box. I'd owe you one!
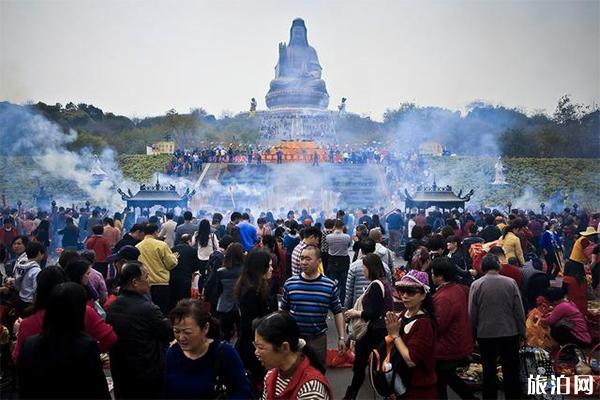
[203,250,224,308]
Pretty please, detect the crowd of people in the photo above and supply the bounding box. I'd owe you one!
[0,203,599,399]
[163,144,425,176]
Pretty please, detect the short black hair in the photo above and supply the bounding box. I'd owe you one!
[545,286,567,303]
[231,212,242,221]
[183,211,193,221]
[360,238,376,254]
[64,260,90,285]
[481,253,501,272]
[488,246,505,256]
[143,223,159,235]
[427,234,446,252]
[301,245,321,260]
[431,257,456,282]
[303,226,322,239]
[11,235,29,247]
[118,261,143,287]
[130,224,142,233]
[446,235,460,245]
[411,225,425,240]
[25,241,45,259]
[507,257,520,267]
[219,235,234,250]
[92,225,104,235]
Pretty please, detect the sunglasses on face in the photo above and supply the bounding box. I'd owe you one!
[397,286,424,296]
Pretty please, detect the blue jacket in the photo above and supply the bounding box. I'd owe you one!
[237,221,258,252]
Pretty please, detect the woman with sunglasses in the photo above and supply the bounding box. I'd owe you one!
[384,270,438,399]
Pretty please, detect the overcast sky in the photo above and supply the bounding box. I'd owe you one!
[1,0,598,120]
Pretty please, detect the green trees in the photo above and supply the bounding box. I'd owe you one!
[21,96,599,158]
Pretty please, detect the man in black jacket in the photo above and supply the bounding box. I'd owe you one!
[106,262,173,399]
[478,214,502,243]
[113,224,145,253]
[169,234,200,310]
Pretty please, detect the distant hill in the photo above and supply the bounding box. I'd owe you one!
[1,95,598,158]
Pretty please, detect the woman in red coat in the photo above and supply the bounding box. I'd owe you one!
[562,260,588,314]
[254,311,332,400]
[385,270,438,399]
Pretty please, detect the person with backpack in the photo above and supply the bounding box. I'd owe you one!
[215,243,244,341]
[165,299,252,399]
[254,311,332,400]
[169,233,201,311]
[383,270,438,399]
[203,235,234,311]
[192,219,219,289]
[342,254,394,400]
[13,242,45,317]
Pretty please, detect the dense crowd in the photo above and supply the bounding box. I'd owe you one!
[0,203,599,399]
[164,145,423,176]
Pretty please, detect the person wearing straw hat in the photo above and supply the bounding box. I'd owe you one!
[568,226,599,269]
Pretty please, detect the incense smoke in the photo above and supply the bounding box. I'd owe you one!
[0,102,131,209]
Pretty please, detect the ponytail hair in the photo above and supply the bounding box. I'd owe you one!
[253,311,325,374]
[420,293,437,331]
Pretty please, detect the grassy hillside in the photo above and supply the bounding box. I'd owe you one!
[425,157,600,209]
[118,154,170,182]
[1,155,598,210]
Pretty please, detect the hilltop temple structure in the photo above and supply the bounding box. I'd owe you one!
[265,18,329,109]
[255,18,339,143]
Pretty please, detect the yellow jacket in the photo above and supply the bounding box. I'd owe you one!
[569,236,588,264]
[502,232,525,266]
[136,236,178,285]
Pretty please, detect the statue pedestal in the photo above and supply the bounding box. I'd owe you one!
[266,87,329,109]
[250,108,340,143]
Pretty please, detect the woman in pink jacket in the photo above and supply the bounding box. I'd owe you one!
[13,265,117,363]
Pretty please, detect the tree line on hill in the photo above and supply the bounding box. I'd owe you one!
[14,95,600,157]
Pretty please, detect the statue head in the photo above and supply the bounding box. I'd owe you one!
[289,18,308,47]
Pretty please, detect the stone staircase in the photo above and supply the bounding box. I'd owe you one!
[195,163,388,211]
[327,164,387,209]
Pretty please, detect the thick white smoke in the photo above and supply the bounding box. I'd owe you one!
[0,103,132,210]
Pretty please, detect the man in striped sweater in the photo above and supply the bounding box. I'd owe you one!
[281,245,346,369]
[290,226,322,275]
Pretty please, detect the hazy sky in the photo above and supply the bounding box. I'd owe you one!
[1,0,598,120]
